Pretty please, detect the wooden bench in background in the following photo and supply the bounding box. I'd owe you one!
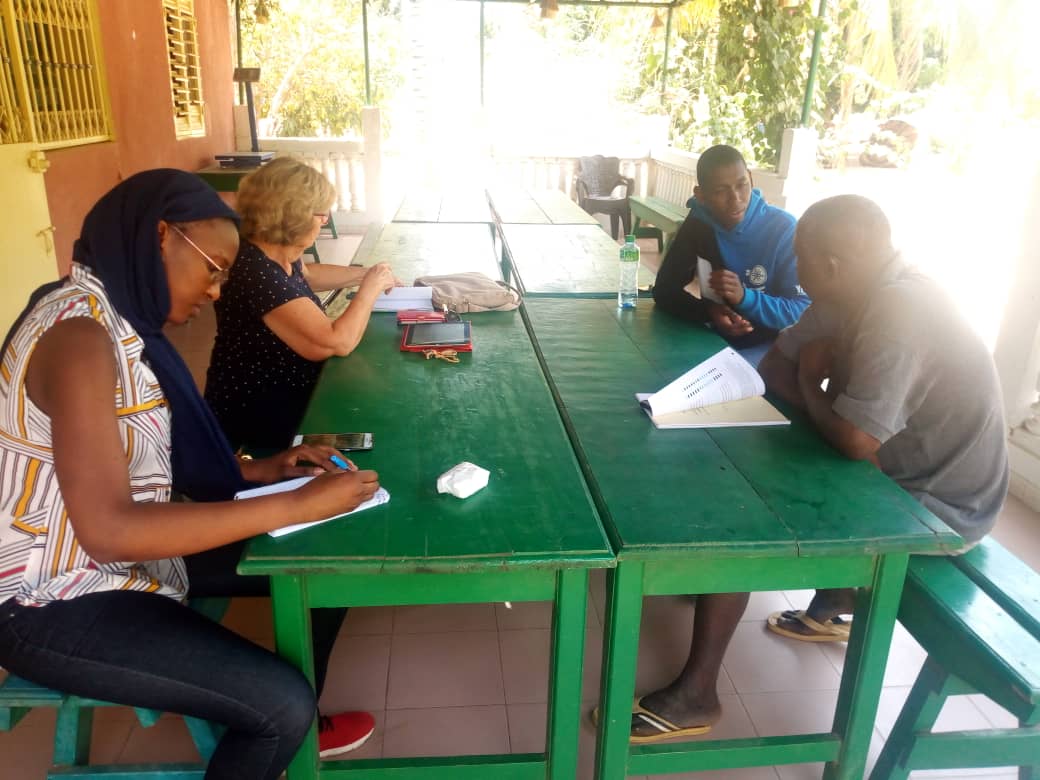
[629,195,689,255]
[870,538,1040,779]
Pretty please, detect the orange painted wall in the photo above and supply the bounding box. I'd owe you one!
[42,0,235,271]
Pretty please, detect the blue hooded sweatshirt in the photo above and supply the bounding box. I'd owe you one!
[686,188,809,331]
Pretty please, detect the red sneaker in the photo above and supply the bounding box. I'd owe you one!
[317,711,375,758]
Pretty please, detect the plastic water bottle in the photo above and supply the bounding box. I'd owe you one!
[618,234,639,309]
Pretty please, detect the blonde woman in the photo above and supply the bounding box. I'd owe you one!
[205,156,395,450]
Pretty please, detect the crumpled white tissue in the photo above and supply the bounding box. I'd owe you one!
[437,462,490,499]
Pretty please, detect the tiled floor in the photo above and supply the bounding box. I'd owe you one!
[3,225,1037,778]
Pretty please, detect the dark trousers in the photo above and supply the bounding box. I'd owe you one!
[0,542,347,779]
[0,590,314,780]
[184,539,347,696]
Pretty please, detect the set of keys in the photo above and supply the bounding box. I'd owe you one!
[422,348,460,363]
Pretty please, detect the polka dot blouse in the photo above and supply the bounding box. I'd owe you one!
[205,240,325,449]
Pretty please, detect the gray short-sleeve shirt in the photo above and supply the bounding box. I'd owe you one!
[776,259,1008,542]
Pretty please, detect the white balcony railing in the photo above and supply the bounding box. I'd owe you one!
[257,137,366,213]
[241,131,788,225]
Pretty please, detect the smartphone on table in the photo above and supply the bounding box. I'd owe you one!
[292,432,373,451]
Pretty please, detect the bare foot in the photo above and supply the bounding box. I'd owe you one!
[807,588,856,620]
[772,588,856,638]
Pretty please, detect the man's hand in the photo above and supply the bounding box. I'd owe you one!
[794,339,881,462]
[707,302,754,339]
[708,269,745,306]
[797,339,833,392]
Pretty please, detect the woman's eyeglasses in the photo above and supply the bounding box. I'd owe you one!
[314,212,330,225]
[170,224,231,285]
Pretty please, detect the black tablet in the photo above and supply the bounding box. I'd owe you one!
[403,321,471,348]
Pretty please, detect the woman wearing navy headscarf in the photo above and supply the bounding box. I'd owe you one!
[0,171,379,778]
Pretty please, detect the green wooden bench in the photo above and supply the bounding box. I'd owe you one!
[304,211,339,263]
[870,538,1040,779]
[0,598,228,779]
[629,195,689,254]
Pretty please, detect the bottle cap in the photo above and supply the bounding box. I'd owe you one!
[625,234,636,242]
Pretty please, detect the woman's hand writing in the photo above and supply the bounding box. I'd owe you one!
[294,468,381,519]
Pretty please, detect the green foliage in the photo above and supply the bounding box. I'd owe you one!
[235,0,401,138]
[658,41,771,163]
[640,0,848,166]
[231,0,1032,169]
[715,0,836,163]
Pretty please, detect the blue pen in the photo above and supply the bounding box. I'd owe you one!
[330,454,353,471]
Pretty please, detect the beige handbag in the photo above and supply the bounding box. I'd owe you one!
[413,272,522,313]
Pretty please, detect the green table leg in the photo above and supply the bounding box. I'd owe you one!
[869,657,950,780]
[272,576,318,780]
[1021,711,1039,780]
[594,561,645,780]
[546,568,589,780]
[52,698,92,766]
[825,553,909,780]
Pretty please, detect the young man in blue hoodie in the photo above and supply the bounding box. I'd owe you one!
[652,144,809,346]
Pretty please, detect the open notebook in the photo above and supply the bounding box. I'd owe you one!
[637,347,789,429]
[235,477,390,537]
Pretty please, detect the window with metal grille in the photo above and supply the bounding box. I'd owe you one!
[0,0,112,148]
[163,0,205,138]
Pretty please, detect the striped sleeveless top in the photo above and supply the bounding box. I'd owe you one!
[0,264,188,606]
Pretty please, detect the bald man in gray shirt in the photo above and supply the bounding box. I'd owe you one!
[760,194,1009,641]
[622,195,1009,743]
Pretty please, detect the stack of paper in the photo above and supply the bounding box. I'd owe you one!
[637,348,789,429]
[372,286,434,312]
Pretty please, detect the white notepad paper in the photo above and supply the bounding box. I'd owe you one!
[372,286,434,312]
[234,476,390,537]
[697,256,724,304]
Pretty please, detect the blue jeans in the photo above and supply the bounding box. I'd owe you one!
[184,539,346,696]
[0,589,315,780]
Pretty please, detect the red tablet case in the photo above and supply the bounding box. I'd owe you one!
[400,323,472,353]
[397,309,447,325]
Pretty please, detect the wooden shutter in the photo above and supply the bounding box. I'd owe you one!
[163,0,205,137]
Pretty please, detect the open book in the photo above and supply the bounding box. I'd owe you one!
[235,477,390,537]
[636,348,789,429]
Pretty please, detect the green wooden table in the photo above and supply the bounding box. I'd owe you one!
[488,189,600,226]
[521,298,962,780]
[500,224,654,296]
[350,222,501,284]
[238,310,614,780]
[392,189,493,223]
[195,164,252,193]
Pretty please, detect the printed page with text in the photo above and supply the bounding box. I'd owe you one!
[636,348,788,429]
